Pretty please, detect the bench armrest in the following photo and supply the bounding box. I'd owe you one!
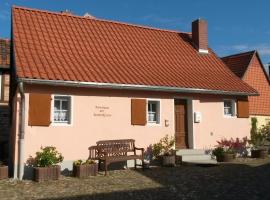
[134,147,144,156]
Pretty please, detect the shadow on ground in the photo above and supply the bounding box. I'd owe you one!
[38,161,270,200]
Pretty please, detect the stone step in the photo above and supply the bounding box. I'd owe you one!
[181,154,212,161]
[176,149,207,156]
[183,159,218,165]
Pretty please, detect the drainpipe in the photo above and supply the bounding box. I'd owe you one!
[18,81,25,180]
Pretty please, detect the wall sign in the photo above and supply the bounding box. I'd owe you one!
[93,105,112,117]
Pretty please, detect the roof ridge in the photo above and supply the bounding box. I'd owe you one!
[221,50,256,59]
[12,5,191,35]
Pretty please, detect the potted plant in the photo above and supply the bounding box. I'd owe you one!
[212,147,225,162]
[73,159,98,178]
[29,146,64,182]
[249,118,269,159]
[0,161,8,180]
[153,135,175,166]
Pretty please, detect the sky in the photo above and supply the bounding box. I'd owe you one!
[1,0,270,64]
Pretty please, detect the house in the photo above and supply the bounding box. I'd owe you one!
[0,39,10,162]
[10,6,257,179]
[222,51,270,127]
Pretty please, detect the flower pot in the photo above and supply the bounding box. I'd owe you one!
[34,165,61,182]
[0,166,8,180]
[162,155,175,167]
[216,153,234,162]
[223,153,235,162]
[73,163,98,178]
[251,149,268,159]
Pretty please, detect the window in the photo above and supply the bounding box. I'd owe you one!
[53,96,71,124]
[147,100,160,124]
[224,100,236,117]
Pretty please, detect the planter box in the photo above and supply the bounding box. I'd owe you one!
[216,153,235,162]
[0,166,8,180]
[73,164,98,178]
[251,149,268,159]
[162,155,175,167]
[34,165,60,182]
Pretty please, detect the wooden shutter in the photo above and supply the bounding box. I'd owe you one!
[131,99,146,125]
[237,99,249,118]
[28,93,51,126]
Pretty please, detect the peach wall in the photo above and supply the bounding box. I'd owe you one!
[11,84,251,174]
[193,97,250,149]
[23,85,175,163]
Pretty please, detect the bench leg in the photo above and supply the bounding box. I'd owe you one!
[104,160,108,176]
[134,159,137,169]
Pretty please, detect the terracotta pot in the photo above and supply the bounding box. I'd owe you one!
[0,166,8,180]
[34,165,61,182]
[162,155,175,166]
[73,164,98,178]
[251,149,268,159]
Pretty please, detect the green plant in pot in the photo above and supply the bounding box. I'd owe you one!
[152,135,175,166]
[249,118,269,158]
[73,159,98,178]
[28,146,64,182]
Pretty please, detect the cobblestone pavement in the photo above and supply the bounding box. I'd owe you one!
[1,158,270,200]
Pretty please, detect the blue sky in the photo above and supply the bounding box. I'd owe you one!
[1,0,270,64]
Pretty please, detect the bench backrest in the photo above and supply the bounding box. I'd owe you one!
[96,139,135,156]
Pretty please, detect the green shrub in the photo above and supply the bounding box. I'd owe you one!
[32,146,64,167]
[152,134,175,158]
[249,120,270,150]
[73,159,96,166]
[212,147,225,158]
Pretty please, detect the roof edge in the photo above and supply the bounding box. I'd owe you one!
[12,5,191,35]
[18,78,258,96]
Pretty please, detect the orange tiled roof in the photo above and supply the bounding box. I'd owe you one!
[221,51,255,78]
[12,6,257,95]
[0,39,10,69]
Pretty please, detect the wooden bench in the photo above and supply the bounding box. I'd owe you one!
[88,139,144,175]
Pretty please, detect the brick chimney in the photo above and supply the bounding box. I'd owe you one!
[192,19,208,53]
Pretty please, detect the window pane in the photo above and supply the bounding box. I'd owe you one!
[148,101,159,123]
[224,100,233,115]
[54,100,60,111]
[61,100,69,110]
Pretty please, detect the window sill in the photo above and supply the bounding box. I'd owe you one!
[147,122,161,126]
[223,115,237,119]
[51,122,72,127]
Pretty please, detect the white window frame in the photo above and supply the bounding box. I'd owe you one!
[147,99,161,125]
[51,95,73,126]
[223,99,236,118]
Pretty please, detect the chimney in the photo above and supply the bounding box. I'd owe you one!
[192,19,208,54]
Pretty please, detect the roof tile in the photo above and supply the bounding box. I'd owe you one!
[13,6,257,94]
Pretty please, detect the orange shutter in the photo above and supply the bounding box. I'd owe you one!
[237,99,249,118]
[131,99,146,125]
[28,93,51,126]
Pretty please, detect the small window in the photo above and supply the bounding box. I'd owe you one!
[147,100,160,124]
[53,96,71,124]
[224,100,236,117]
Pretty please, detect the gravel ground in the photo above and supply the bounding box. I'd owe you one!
[0,158,270,200]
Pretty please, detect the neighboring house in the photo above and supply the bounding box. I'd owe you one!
[222,51,270,127]
[10,6,257,179]
[0,39,10,162]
